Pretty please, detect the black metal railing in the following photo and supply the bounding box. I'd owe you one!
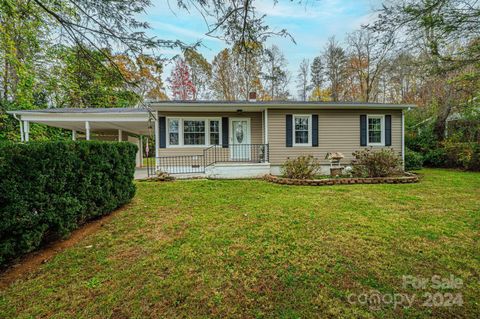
[204,144,269,167]
[147,144,269,176]
[147,155,205,176]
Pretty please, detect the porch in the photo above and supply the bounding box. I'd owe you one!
[146,143,270,178]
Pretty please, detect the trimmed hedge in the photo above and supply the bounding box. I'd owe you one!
[0,141,137,266]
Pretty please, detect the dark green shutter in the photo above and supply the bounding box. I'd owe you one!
[360,115,367,146]
[286,114,293,147]
[159,116,166,148]
[312,114,319,147]
[222,117,229,148]
[385,115,392,146]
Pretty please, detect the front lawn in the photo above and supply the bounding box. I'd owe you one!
[1,169,479,318]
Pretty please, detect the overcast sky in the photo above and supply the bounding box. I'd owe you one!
[141,0,383,98]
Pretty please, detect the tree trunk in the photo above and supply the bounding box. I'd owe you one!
[433,98,454,141]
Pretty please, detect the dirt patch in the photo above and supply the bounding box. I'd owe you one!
[0,206,127,290]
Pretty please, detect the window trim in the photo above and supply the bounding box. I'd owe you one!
[293,114,312,147]
[367,114,385,146]
[166,117,222,148]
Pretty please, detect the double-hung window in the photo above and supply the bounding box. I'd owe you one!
[168,119,180,146]
[367,115,385,146]
[293,115,311,146]
[183,120,205,145]
[166,117,221,147]
[209,120,220,145]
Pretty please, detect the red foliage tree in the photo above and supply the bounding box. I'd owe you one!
[168,58,196,100]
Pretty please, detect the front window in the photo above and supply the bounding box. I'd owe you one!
[294,115,311,146]
[209,120,220,145]
[183,120,205,145]
[368,115,384,145]
[168,119,179,145]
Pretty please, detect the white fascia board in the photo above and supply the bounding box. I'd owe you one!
[9,112,149,122]
[149,103,416,112]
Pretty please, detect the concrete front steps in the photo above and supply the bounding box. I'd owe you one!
[205,162,271,179]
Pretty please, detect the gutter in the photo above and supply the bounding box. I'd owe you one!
[148,102,416,110]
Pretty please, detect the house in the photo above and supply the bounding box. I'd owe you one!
[8,101,414,178]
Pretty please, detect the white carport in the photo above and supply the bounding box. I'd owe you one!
[7,108,157,168]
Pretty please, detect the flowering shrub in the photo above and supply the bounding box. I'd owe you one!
[352,148,402,177]
[281,155,321,179]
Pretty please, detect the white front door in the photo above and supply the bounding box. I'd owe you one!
[230,118,251,160]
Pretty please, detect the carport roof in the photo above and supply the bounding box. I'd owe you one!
[7,107,151,136]
[7,107,149,115]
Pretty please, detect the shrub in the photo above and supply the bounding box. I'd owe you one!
[423,147,448,167]
[405,148,424,171]
[281,155,321,179]
[0,141,137,266]
[443,141,480,171]
[351,148,402,178]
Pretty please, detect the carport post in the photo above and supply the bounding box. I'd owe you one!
[139,135,144,167]
[85,121,91,140]
[72,130,76,141]
[23,121,30,142]
[19,119,24,142]
[154,111,160,168]
[118,129,122,142]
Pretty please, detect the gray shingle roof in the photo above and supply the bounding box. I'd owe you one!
[147,100,411,106]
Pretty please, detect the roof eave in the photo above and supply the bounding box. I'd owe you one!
[148,102,416,110]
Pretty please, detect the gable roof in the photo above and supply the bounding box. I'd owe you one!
[7,101,415,117]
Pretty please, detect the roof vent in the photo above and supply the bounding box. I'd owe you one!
[248,92,257,102]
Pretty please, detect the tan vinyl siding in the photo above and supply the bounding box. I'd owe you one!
[267,109,402,165]
[157,112,263,157]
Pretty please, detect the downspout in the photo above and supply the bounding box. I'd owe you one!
[154,110,160,169]
[13,113,24,142]
[402,109,406,170]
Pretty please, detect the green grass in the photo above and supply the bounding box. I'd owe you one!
[1,169,479,318]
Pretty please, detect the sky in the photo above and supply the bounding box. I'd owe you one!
[141,0,384,98]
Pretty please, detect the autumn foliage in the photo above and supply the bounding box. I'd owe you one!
[168,58,196,100]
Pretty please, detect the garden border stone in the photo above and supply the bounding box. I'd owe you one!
[264,174,419,186]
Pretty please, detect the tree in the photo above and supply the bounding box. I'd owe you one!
[232,41,264,100]
[115,54,168,101]
[190,0,293,52]
[211,49,238,100]
[369,0,480,139]
[309,87,331,102]
[0,0,47,107]
[51,45,140,108]
[168,58,196,101]
[323,37,347,102]
[296,59,311,101]
[211,44,265,101]
[310,56,324,101]
[184,48,212,100]
[383,52,425,104]
[3,0,294,101]
[345,29,392,102]
[262,45,290,100]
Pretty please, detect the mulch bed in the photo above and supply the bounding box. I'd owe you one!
[264,174,419,186]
